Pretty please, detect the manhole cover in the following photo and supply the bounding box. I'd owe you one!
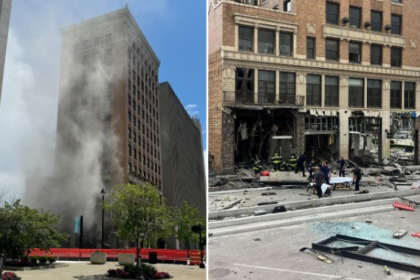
[209,268,231,278]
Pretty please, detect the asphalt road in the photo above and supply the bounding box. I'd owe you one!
[208,207,420,280]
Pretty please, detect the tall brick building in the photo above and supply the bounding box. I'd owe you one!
[208,0,420,174]
[26,6,163,248]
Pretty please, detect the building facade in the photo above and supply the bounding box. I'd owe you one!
[0,0,12,108]
[159,82,206,249]
[208,0,420,174]
[33,6,163,247]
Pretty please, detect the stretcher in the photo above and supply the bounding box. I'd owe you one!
[329,177,354,190]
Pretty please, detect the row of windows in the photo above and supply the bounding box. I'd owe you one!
[128,49,158,84]
[327,2,402,35]
[239,26,293,56]
[128,162,160,187]
[322,38,402,67]
[127,125,159,154]
[128,94,158,126]
[128,77,159,109]
[128,144,160,173]
[73,33,112,53]
[235,68,416,109]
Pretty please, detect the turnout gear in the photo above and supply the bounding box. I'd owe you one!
[253,161,263,175]
[271,153,282,171]
[289,154,297,170]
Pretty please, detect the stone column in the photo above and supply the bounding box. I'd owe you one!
[295,113,305,155]
[275,27,280,56]
[222,113,236,174]
[339,76,349,158]
[253,24,258,54]
[382,79,391,160]
[254,69,259,104]
[296,72,306,106]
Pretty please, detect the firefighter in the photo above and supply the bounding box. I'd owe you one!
[289,153,297,170]
[280,158,287,171]
[253,161,262,175]
[271,153,282,171]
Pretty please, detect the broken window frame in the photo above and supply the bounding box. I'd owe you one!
[235,68,254,104]
[305,115,338,132]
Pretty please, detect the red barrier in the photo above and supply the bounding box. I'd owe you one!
[29,248,205,265]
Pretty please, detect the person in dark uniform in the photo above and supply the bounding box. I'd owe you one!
[307,159,315,181]
[271,153,282,171]
[320,161,331,185]
[295,152,306,177]
[339,155,346,177]
[353,167,362,191]
[314,167,325,198]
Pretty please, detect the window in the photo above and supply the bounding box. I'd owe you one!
[128,95,131,106]
[350,7,361,28]
[326,2,339,25]
[239,26,253,52]
[133,132,136,143]
[405,82,415,109]
[326,39,339,61]
[325,76,339,107]
[390,81,402,109]
[258,29,274,54]
[128,145,132,157]
[306,75,321,106]
[280,32,293,56]
[307,37,315,59]
[105,48,112,59]
[391,47,402,67]
[283,0,291,12]
[349,78,364,107]
[235,68,254,103]
[371,45,382,65]
[105,33,112,44]
[367,79,382,108]
[128,112,131,123]
[134,149,137,160]
[128,128,131,139]
[258,70,275,103]
[391,15,401,35]
[73,43,79,53]
[83,40,89,50]
[371,11,382,32]
[279,72,295,104]
[391,0,402,2]
[94,36,100,47]
[349,42,361,63]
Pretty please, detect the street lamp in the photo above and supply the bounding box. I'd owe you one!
[192,224,205,269]
[100,188,106,249]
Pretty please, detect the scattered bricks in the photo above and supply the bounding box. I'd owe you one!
[393,229,408,239]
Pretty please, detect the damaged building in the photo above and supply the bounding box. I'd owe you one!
[208,0,420,174]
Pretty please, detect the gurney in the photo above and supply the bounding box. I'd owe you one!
[307,183,332,196]
[329,177,353,190]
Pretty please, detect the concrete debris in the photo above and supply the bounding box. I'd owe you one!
[384,266,391,275]
[254,210,267,216]
[365,219,373,224]
[393,229,407,239]
[261,192,277,196]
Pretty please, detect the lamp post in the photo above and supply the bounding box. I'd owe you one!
[192,224,205,269]
[100,188,106,249]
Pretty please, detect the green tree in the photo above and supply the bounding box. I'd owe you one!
[0,200,68,259]
[104,183,174,278]
[175,200,205,261]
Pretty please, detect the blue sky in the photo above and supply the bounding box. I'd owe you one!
[0,0,207,200]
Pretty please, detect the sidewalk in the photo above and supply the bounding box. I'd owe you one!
[4,261,206,280]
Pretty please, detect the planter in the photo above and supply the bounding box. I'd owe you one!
[118,254,134,265]
[90,251,107,264]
